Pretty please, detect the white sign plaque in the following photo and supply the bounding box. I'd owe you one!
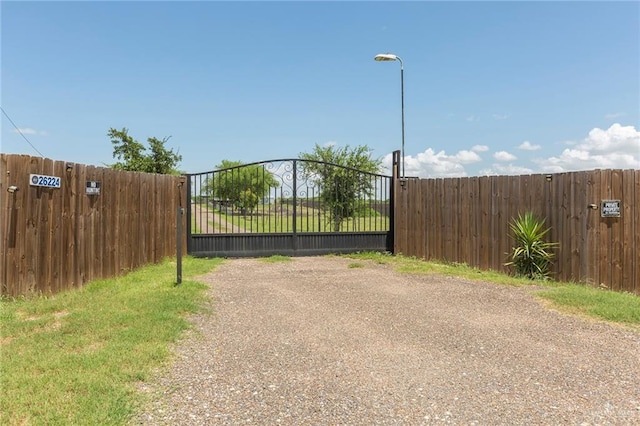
[601,200,621,218]
[30,174,61,188]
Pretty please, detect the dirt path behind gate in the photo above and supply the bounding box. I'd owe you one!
[192,204,245,234]
[135,257,640,425]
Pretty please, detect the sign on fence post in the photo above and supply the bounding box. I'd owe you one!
[601,200,621,218]
[85,181,101,195]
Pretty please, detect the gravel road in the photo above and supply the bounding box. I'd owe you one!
[134,257,640,425]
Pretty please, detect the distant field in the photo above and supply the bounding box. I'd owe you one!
[191,202,389,233]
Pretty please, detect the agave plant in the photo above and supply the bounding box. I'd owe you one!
[505,211,558,280]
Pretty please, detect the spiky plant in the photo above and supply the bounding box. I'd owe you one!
[505,211,558,280]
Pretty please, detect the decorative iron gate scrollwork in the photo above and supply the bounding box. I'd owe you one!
[186,158,395,257]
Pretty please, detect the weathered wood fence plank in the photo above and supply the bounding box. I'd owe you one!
[395,169,639,295]
[1,154,185,297]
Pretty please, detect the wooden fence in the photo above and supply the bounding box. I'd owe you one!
[1,154,186,297]
[394,169,639,295]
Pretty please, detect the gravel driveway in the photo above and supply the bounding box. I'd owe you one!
[135,257,640,425]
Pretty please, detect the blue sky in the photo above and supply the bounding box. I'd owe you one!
[2,1,639,177]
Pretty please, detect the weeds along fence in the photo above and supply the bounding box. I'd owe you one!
[1,154,186,297]
[395,169,639,295]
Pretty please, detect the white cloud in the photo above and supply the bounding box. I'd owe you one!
[536,150,638,172]
[383,147,482,178]
[323,141,337,147]
[13,127,47,136]
[534,123,640,172]
[15,128,36,135]
[454,150,483,164]
[466,115,479,122]
[492,114,508,120]
[518,141,541,151]
[381,123,638,179]
[494,151,517,161]
[479,164,534,176]
[605,112,625,119]
[579,123,638,152]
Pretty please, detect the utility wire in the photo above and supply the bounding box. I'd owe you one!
[0,106,45,157]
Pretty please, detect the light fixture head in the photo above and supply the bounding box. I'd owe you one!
[545,174,553,182]
[374,53,399,62]
[66,163,74,172]
[7,185,19,193]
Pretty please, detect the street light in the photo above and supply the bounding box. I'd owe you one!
[374,53,405,180]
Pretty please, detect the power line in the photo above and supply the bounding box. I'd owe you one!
[0,106,45,157]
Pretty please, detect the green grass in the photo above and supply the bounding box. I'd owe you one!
[344,252,534,285]
[215,208,389,233]
[191,203,390,234]
[341,252,640,327]
[537,285,640,326]
[260,255,292,263]
[0,257,223,426]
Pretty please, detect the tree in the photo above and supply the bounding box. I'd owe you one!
[206,160,279,214]
[108,127,182,174]
[299,144,382,231]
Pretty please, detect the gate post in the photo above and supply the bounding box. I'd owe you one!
[388,150,400,254]
[177,175,187,284]
[185,174,192,254]
[292,159,298,253]
[176,206,183,284]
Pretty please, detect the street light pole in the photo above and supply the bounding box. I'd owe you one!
[400,60,405,180]
[374,53,405,179]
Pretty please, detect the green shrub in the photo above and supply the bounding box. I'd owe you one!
[505,211,558,280]
[354,205,380,217]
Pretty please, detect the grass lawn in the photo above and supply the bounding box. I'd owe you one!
[260,254,292,263]
[193,203,389,233]
[220,209,389,233]
[0,257,222,425]
[342,252,640,328]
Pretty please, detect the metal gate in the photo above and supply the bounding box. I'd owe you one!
[186,157,396,257]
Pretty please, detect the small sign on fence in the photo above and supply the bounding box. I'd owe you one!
[601,200,621,218]
[86,181,101,195]
[30,174,61,188]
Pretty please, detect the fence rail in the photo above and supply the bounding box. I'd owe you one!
[395,169,639,295]
[1,154,185,297]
